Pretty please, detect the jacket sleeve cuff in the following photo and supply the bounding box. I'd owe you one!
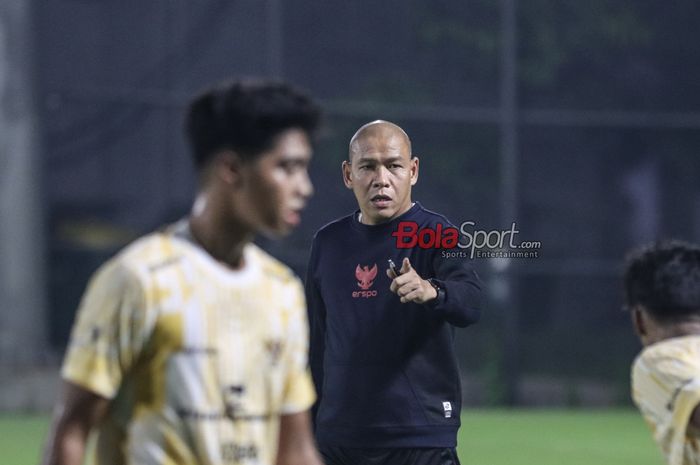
[424,278,447,309]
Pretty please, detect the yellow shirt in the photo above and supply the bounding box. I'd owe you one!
[632,336,700,465]
[62,222,315,465]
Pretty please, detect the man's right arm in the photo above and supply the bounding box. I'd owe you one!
[41,381,110,465]
[43,260,147,465]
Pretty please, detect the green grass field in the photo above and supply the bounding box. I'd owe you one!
[459,409,661,465]
[2,409,661,465]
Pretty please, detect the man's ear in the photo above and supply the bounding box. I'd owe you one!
[632,306,648,339]
[216,150,244,187]
[342,160,353,189]
[410,156,419,186]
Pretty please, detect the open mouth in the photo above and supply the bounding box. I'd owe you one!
[370,194,392,208]
[284,208,303,226]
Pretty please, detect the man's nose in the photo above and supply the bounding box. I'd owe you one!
[298,169,313,199]
[372,166,390,187]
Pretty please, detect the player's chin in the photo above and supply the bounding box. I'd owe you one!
[262,217,299,238]
[260,223,292,239]
[262,208,303,236]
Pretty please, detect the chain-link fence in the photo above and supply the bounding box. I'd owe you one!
[4,0,700,408]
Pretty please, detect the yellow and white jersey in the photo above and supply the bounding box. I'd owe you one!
[62,221,315,465]
[632,336,700,465]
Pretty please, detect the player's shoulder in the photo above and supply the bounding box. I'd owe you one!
[115,230,183,272]
[248,244,301,286]
[313,213,355,241]
[81,231,171,297]
[634,335,700,379]
[640,335,700,361]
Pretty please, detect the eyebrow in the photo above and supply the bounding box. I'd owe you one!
[281,151,312,161]
[354,156,404,164]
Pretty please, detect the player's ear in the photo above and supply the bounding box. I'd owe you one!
[216,150,245,187]
[631,306,648,339]
[410,156,419,186]
[342,160,353,189]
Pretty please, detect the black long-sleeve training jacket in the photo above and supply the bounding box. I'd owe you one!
[306,202,482,448]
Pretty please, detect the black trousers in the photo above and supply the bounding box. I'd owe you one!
[319,445,462,465]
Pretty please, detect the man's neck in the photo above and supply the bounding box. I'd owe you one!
[188,194,253,269]
[662,321,700,339]
[648,320,700,346]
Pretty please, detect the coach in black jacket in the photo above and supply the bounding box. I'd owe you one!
[306,120,482,465]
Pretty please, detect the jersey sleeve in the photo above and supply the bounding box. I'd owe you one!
[61,260,149,399]
[279,277,316,414]
[429,224,482,328]
[632,344,700,465]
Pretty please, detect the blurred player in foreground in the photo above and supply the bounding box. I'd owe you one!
[41,79,323,465]
[626,240,700,465]
[306,120,482,465]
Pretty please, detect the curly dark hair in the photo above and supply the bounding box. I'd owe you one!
[185,79,321,169]
[624,240,700,322]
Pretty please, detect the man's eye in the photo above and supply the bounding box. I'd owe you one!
[279,161,302,173]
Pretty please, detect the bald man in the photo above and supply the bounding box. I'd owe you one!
[305,120,482,465]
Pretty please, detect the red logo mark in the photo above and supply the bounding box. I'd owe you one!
[355,264,378,289]
[391,221,459,249]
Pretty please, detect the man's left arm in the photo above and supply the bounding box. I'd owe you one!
[276,410,323,465]
[388,255,481,327]
[689,406,700,435]
[428,250,482,327]
[277,278,322,464]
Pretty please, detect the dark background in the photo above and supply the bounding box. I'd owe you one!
[35,0,700,406]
